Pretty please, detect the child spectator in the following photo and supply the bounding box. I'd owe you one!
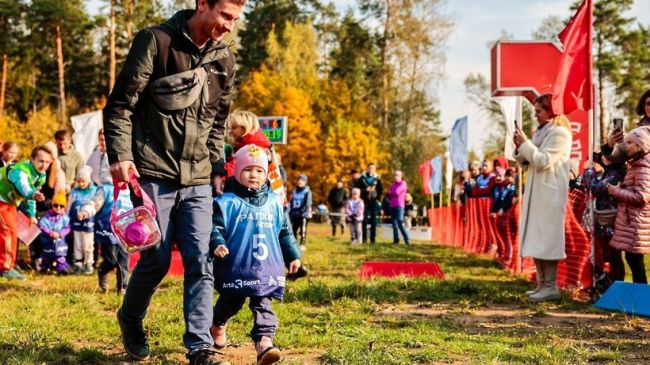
[209,145,301,365]
[38,192,71,275]
[0,145,52,279]
[78,174,134,294]
[491,168,517,216]
[471,160,496,198]
[583,153,626,290]
[68,166,97,274]
[289,174,312,250]
[404,193,418,230]
[345,188,365,244]
[608,126,650,284]
[227,110,272,152]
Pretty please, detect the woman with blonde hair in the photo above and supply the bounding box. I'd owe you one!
[514,93,572,302]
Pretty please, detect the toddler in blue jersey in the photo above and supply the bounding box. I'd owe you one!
[210,144,301,365]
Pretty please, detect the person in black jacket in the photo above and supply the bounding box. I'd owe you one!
[327,180,348,236]
[103,1,245,363]
[355,163,383,243]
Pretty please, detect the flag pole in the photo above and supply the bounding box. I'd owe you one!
[516,96,523,274]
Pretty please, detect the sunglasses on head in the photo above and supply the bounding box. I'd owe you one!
[52,204,65,209]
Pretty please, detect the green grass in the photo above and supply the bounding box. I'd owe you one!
[1,223,649,364]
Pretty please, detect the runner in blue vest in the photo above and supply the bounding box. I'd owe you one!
[289,174,312,250]
[210,145,301,365]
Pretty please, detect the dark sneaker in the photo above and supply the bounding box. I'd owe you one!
[116,309,150,361]
[98,272,109,293]
[187,348,231,365]
[286,264,309,281]
[0,269,25,280]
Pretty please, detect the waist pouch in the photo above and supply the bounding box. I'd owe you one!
[149,68,207,111]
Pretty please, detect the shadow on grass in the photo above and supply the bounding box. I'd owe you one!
[0,342,119,365]
[0,342,182,365]
[287,277,534,306]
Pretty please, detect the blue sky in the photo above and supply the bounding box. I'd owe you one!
[89,0,650,155]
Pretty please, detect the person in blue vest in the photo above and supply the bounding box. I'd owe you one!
[210,145,301,365]
[289,174,312,250]
[77,173,134,295]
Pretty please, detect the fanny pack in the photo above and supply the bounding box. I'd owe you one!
[147,27,232,111]
[149,67,208,111]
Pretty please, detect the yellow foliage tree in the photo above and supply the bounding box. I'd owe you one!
[322,117,388,197]
[0,107,60,160]
[271,87,323,201]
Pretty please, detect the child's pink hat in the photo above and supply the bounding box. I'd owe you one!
[234,144,269,184]
[627,126,650,154]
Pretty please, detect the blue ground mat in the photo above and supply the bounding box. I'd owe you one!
[594,281,650,318]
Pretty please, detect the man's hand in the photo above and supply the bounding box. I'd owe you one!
[32,191,45,202]
[213,244,229,258]
[608,129,625,148]
[288,259,301,274]
[110,161,140,183]
[50,232,60,239]
[30,217,38,225]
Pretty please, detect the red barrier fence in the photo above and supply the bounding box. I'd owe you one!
[429,189,592,290]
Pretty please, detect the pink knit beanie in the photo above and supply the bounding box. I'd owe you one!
[626,126,650,154]
[234,144,269,184]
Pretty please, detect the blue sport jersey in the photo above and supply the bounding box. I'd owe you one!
[214,192,286,299]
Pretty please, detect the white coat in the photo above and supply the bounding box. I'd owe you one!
[514,123,572,260]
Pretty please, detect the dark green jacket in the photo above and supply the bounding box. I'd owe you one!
[104,10,235,186]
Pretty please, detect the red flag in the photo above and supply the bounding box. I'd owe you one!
[418,161,432,195]
[552,0,593,115]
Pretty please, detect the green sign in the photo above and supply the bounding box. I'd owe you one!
[259,116,288,144]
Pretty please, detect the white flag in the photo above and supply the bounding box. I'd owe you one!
[71,110,103,162]
[449,116,468,172]
[493,97,522,160]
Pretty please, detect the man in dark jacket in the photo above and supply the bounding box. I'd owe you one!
[355,163,383,243]
[103,1,244,364]
[327,180,348,236]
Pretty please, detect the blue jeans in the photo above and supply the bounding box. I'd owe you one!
[391,207,410,244]
[120,178,214,354]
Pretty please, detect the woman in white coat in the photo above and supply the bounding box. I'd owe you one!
[514,94,572,302]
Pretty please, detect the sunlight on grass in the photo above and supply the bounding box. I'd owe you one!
[0,223,648,364]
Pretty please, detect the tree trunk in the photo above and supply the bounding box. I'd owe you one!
[109,0,116,94]
[55,21,66,124]
[380,0,392,129]
[126,0,133,40]
[597,35,606,144]
[0,54,7,122]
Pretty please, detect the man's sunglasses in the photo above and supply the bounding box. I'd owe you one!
[52,204,65,209]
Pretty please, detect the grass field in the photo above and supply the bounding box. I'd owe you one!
[1,223,649,364]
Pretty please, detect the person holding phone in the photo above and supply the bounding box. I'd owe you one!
[513,94,572,303]
[602,90,650,165]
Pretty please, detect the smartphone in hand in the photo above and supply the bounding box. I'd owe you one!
[612,118,624,132]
